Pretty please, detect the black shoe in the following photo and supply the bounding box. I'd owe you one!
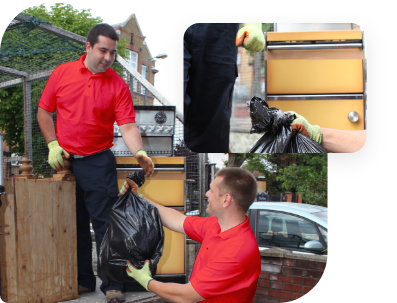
[106,290,126,303]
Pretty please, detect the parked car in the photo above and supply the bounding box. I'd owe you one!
[247,202,327,255]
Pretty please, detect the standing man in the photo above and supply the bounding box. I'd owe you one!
[123,167,261,302]
[184,23,265,152]
[37,23,153,303]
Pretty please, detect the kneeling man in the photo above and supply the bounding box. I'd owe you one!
[124,167,261,303]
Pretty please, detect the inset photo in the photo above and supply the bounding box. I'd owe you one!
[184,23,367,153]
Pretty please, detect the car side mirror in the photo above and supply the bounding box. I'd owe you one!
[303,240,325,254]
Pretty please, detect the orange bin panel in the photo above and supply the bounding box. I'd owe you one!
[117,172,185,207]
[266,30,364,95]
[157,221,185,275]
[267,30,363,42]
[115,157,186,276]
[268,99,364,130]
[267,56,363,94]
[116,157,185,207]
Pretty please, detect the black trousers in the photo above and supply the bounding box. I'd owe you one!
[184,23,239,153]
[69,150,123,294]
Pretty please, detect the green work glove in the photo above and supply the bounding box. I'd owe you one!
[236,23,265,52]
[126,260,153,291]
[119,179,143,198]
[135,150,154,177]
[286,111,323,145]
[48,140,70,171]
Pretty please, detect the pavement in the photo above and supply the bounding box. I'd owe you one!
[229,117,263,152]
[229,131,263,153]
[59,243,161,303]
[60,277,161,303]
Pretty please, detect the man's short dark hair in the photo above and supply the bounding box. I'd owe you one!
[87,23,119,48]
[215,167,257,213]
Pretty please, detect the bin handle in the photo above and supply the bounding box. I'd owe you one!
[267,43,362,50]
[116,168,184,171]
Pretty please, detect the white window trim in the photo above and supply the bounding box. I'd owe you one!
[141,65,147,94]
[128,51,138,92]
[129,50,138,70]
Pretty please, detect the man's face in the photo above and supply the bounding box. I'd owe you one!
[85,35,117,74]
[205,176,225,216]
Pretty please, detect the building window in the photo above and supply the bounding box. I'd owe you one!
[129,51,138,69]
[141,65,147,94]
[128,51,138,92]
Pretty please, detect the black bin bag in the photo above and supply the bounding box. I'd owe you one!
[248,96,328,153]
[99,173,164,284]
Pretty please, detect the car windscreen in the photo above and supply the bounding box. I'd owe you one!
[312,211,327,222]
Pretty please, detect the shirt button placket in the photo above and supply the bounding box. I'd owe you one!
[85,77,92,96]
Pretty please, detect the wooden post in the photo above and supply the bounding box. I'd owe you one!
[0,160,78,302]
[19,155,35,178]
[52,156,75,181]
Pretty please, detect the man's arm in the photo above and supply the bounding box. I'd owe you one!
[37,106,69,170]
[119,123,144,156]
[321,128,366,153]
[287,111,367,153]
[146,198,186,235]
[37,107,57,143]
[119,123,154,177]
[148,281,204,303]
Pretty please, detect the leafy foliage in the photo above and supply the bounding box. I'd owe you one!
[226,153,327,206]
[23,4,129,59]
[276,154,327,206]
[0,87,24,155]
[23,4,103,36]
[242,154,295,193]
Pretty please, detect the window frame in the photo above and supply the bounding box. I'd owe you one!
[128,51,138,93]
[128,50,138,70]
[253,209,327,253]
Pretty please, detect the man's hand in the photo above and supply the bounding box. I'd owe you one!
[119,171,146,198]
[135,150,154,177]
[48,140,70,171]
[126,260,153,291]
[119,179,143,198]
[286,111,323,144]
[236,23,265,52]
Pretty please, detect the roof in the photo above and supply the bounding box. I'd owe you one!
[111,14,152,58]
[112,14,143,37]
[250,202,327,228]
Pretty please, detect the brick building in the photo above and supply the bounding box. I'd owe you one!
[112,14,159,105]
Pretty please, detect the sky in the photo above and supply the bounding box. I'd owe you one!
[31,3,328,116]
[208,153,228,169]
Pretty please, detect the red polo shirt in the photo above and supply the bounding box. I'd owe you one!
[38,54,135,156]
[184,215,261,302]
